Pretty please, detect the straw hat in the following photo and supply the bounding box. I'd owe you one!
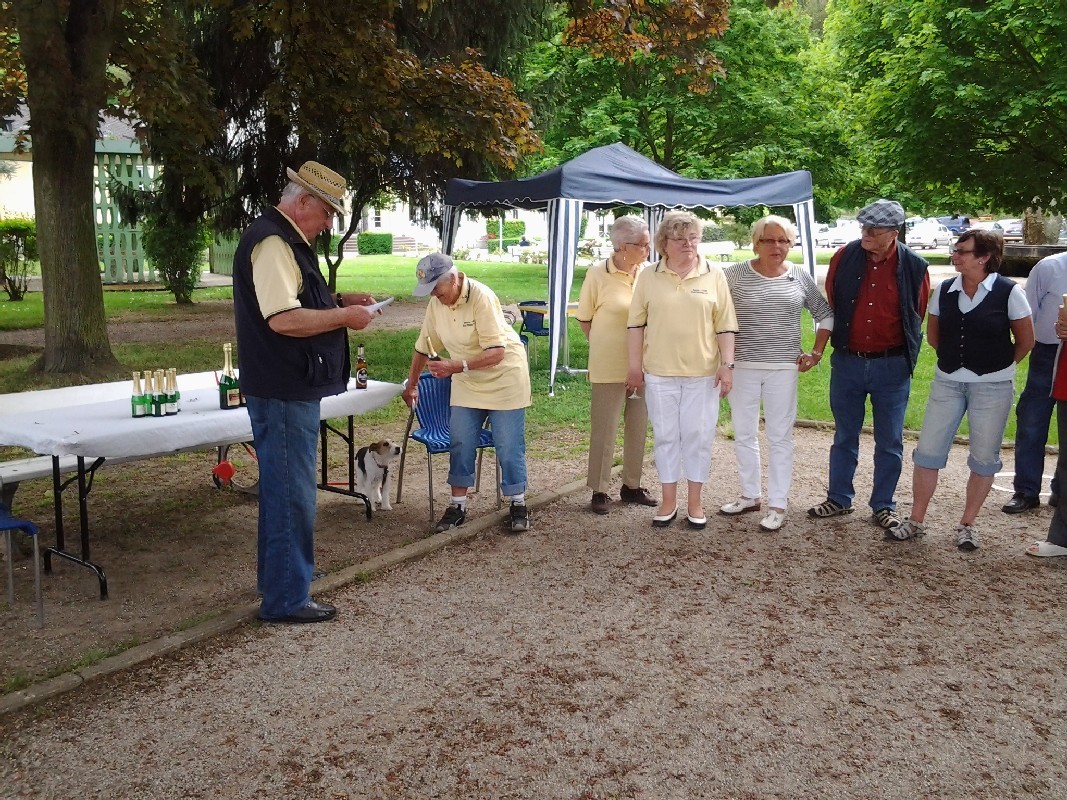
[286,161,347,214]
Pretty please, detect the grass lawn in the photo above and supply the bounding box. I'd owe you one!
[0,254,1041,443]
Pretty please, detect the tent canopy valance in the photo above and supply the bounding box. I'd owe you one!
[440,143,816,395]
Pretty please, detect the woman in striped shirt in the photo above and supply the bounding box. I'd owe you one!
[720,215,833,532]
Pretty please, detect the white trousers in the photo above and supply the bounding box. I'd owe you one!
[644,374,719,484]
[729,366,798,509]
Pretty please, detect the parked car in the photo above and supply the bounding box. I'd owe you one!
[906,220,953,250]
[969,219,1003,234]
[995,218,1023,243]
[936,215,971,235]
[814,221,861,248]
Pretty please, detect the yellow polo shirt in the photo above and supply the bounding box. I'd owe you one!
[250,209,308,318]
[576,257,645,383]
[417,275,531,410]
[627,257,738,377]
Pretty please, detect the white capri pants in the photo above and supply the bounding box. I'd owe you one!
[729,366,798,509]
[643,373,720,484]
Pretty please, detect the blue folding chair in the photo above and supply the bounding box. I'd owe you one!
[518,300,550,364]
[395,373,499,523]
[2,502,43,628]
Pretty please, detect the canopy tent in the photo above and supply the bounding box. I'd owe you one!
[441,142,816,395]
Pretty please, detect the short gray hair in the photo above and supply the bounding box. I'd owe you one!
[609,215,649,249]
[280,181,305,202]
[750,215,797,248]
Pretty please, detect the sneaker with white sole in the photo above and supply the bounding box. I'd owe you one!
[720,497,761,516]
[956,524,980,551]
[435,503,466,533]
[509,502,530,533]
[759,509,786,531]
[886,518,925,541]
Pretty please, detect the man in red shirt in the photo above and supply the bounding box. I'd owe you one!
[808,199,931,530]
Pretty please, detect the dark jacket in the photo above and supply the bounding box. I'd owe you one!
[233,208,350,400]
[830,240,929,374]
[936,275,1015,375]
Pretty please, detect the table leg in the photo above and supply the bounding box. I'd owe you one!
[42,455,109,599]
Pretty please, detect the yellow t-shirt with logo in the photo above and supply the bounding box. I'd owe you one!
[576,257,645,383]
[627,257,738,377]
[417,275,531,410]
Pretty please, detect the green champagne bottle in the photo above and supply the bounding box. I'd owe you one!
[153,369,166,417]
[131,371,148,418]
[219,343,241,409]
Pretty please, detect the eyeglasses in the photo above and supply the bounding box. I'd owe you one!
[951,246,976,255]
[666,235,701,245]
[758,238,792,246]
[625,241,651,250]
[861,225,896,237]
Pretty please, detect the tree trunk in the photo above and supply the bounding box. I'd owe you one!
[13,0,121,377]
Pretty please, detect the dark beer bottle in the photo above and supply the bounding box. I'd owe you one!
[355,343,369,389]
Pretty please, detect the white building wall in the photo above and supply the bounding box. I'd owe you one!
[0,159,35,217]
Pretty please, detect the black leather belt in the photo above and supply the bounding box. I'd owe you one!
[845,346,907,359]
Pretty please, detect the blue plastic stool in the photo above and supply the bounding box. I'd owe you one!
[2,502,43,628]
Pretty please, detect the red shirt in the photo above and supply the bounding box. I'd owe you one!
[825,245,931,353]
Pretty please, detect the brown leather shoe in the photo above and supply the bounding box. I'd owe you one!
[620,485,658,507]
[590,492,611,515]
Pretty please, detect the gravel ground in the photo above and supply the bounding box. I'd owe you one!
[2,425,1065,799]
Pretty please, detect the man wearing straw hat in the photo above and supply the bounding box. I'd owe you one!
[234,161,377,624]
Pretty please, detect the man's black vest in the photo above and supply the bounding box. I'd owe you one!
[829,240,928,374]
[936,275,1015,375]
[233,207,350,400]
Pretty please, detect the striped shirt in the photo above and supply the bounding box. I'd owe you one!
[724,260,834,369]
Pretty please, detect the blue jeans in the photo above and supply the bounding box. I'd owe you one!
[828,350,912,511]
[913,377,1013,475]
[449,406,528,497]
[1013,342,1059,497]
[246,395,320,619]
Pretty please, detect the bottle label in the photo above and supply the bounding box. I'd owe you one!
[132,397,146,418]
[356,368,368,388]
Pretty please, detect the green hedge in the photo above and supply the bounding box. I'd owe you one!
[0,217,38,301]
[357,232,393,255]
[485,219,526,239]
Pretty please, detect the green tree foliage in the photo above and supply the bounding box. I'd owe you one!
[0,1,551,373]
[825,0,1067,214]
[528,0,852,216]
[0,215,36,300]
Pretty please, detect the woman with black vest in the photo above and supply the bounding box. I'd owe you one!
[890,229,1033,550]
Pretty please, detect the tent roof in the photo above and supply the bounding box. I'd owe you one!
[444,142,813,212]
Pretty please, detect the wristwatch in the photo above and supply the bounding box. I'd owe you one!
[462,360,470,373]
[723,362,735,370]
[335,293,344,308]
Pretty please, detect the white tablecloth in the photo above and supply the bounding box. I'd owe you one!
[0,374,403,459]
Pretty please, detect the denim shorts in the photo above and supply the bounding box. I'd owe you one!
[913,376,1014,475]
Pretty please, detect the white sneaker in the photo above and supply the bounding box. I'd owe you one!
[719,497,761,516]
[759,509,786,531]
[956,524,980,551]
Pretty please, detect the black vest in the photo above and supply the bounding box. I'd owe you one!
[233,208,350,400]
[830,240,928,374]
[936,275,1015,375]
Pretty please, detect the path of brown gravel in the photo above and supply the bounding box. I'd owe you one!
[1,424,1065,799]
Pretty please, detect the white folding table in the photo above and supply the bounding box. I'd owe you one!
[0,374,403,598]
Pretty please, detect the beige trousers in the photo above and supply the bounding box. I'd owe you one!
[587,382,649,493]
